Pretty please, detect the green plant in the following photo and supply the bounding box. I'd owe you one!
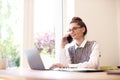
[0,0,20,67]
[0,36,20,67]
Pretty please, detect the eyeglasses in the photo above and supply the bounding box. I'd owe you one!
[68,27,81,32]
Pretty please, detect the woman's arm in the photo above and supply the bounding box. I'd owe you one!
[49,36,71,69]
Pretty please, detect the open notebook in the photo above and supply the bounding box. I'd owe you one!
[107,70,120,74]
[25,48,104,72]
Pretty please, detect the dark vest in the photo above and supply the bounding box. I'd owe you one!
[68,41,95,64]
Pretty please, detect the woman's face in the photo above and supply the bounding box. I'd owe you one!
[68,23,85,40]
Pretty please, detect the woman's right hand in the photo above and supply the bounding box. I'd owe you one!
[49,63,68,69]
[61,34,70,48]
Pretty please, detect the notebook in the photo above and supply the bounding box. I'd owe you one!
[25,48,104,72]
[107,70,120,74]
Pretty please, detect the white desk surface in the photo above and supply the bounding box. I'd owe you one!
[0,69,120,80]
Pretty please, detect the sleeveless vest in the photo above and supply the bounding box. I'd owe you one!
[68,41,95,64]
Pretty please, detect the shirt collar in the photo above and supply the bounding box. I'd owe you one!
[75,39,87,49]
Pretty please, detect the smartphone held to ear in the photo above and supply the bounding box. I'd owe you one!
[67,35,73,43]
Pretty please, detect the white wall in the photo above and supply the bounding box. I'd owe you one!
[63,0,120,66]
[116,0,120,65]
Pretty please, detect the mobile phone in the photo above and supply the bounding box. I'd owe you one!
[67,35,73,43]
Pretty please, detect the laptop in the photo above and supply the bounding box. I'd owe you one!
[25,48,47,70]
[25,48,104,72]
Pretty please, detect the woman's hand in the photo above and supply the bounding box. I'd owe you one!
[61,34,70,48]
[49,63,68,69]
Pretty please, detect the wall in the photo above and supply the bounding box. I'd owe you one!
[73,0,120,66]
[116,0,120,65]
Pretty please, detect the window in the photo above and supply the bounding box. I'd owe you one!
[33,0,63,68]
[0,0,23,68]
[0,0,73,69]
[22,0,63,68]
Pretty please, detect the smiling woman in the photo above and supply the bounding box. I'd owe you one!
[49,17,100,69]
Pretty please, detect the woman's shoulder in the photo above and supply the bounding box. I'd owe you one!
[86,40,99,47]
[87,40,98,44]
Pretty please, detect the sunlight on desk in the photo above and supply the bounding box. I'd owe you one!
[0,69,120,80]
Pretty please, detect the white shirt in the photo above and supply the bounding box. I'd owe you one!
[58,39,100,69]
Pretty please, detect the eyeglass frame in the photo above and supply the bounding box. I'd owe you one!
[68,27,81,32]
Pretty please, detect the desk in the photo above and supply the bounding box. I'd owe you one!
[0,69,120,80]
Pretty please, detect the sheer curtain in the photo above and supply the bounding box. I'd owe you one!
[21,0,63,69]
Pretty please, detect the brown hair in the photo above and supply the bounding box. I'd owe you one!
[70,17,87,36]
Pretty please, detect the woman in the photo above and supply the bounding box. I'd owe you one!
[50,17,100,69]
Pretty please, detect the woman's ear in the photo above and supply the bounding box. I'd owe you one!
[82,27,85,33]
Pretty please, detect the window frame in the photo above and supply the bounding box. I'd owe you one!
[21,0,63,68]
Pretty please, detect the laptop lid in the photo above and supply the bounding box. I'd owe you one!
[25,48,45,70]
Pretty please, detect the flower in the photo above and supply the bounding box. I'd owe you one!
[34,32,55,55]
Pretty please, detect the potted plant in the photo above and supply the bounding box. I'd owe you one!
[0,37,20,68]
[34,32,55,56]
[0,51,8,69]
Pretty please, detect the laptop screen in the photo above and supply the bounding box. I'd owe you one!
[25,48,45,70]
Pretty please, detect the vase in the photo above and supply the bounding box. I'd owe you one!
[0,58,8,69]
